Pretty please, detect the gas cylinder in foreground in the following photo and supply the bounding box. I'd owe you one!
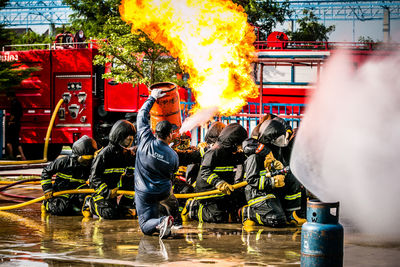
[301,200,343,267]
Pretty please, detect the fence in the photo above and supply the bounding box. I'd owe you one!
[181,102,306,145]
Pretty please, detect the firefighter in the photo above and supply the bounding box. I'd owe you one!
[134,88,179,239]
[182,123,248,223]
[240,119,306,226]
[83,120,136,220]
[250,113,293,166]
[239,137,287,227]
[181,121,226,186]
[41,135,97,215]
[199,121,226,152]
[258,118,306,224]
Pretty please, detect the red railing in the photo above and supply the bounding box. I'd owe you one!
[254,41,400,51]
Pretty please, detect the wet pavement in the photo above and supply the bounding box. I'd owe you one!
[0,176,399,266]
[0,204,302,266]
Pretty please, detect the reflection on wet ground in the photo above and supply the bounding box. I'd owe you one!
[0,203,301,266]
[1,201,400,266]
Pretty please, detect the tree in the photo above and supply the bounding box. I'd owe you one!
[63,0,120,37]
[286,10,335,42]
[358,36,376,43]
[65,0,291,85]
[92,16,181,85]
[0,0,38,93]
[64,0,184,86]
[8,30,54,50]
[233,0,291,40]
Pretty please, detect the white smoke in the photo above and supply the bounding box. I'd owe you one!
[291,49,400,241]
[179,106,218,133]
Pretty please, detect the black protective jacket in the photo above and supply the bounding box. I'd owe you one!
[242,139,276,204]
[41,135,96,193]
[41,156,89,193]
[89,120,136,200]
[195,147,245,192]
[195,123,247,193]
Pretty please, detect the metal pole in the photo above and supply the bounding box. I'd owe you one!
[383,7,390,43]
[259,63,264,116]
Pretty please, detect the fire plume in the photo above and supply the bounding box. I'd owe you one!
[120,0,258,126]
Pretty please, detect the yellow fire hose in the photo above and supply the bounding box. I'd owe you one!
[0,180,41,185]
[0,98,64,165]
[0,181,248,211]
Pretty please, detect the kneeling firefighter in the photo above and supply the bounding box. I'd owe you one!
[240,119,306,227]
[41,135,97,215]
[182,123,247,223]
[84,120,136,219]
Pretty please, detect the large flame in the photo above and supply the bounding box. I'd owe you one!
[120,0,258,125]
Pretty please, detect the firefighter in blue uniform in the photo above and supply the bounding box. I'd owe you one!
[134,88,179,238]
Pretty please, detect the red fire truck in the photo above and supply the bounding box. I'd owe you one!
[1,33,397,159]
[0,40,150,159]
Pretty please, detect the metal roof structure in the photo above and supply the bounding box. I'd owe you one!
[0,0,400,28]
[0,0,72,27]
[280,0,400,21]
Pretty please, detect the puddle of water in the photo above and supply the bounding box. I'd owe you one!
[0,205,301,266]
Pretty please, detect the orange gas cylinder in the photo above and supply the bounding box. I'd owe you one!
[149,82,182,133]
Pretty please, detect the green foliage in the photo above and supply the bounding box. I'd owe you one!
[0,1,38,92]
[233,0,291,40]
[0,61,39,93]
[92,16,181,85]
[0,24,12,48]
[358,36,376,43]
[286,10,335,42]
[63,0,121,37]
[8,31,54,50]
[65,0,184,86]
[66,0,292,85]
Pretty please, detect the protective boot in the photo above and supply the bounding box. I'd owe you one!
[239,205,256,226]
[82,195,93,218]
[41,201,48,214]
[181,198,193,222]
[287,210,307,226]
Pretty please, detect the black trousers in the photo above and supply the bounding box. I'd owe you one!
[88,195,134,219]
[43,194,84,216]
[187,191,246,223]
[242,197,287,227]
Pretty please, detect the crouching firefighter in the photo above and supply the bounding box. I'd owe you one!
[240,119,306,227]
[182,123,248,223]
[83,120,136,219]
[239,137,288,227]
[41,135,97,215]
